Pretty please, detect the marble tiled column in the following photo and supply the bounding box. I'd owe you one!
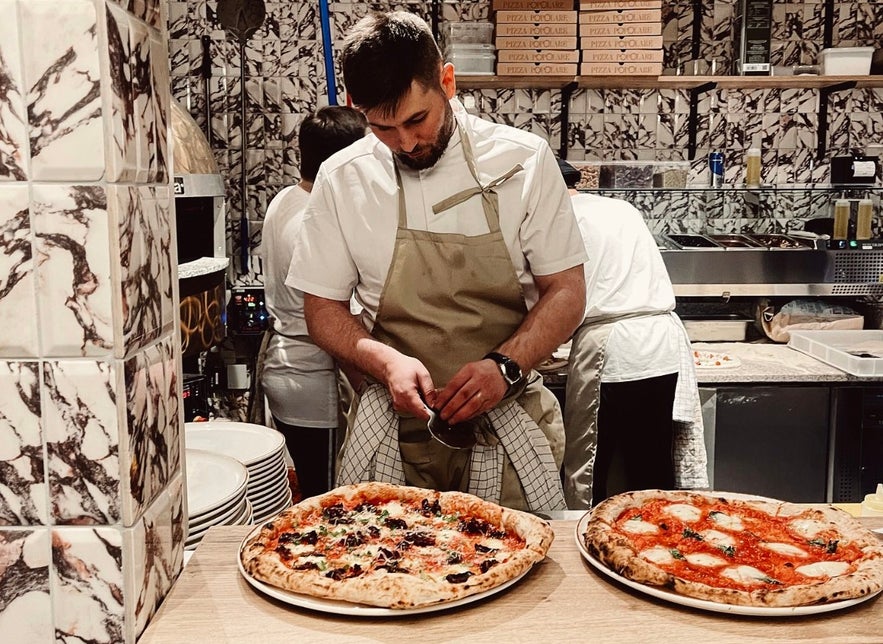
[0,1,185,642]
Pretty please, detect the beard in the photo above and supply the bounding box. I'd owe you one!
[395,102,455,171]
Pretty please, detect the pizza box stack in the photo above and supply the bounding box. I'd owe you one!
[493,0,579,76]
[578,0,664,76]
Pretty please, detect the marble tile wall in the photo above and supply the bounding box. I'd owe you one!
[167,1,883,287]
[0,1,184,642]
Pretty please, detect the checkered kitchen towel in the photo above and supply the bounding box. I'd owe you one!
[337,384,566,510]
[672,315,709,489]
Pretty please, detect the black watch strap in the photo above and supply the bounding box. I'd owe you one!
[483,352,524,391]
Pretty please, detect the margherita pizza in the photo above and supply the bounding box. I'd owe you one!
[239,482,553,609]
[584,490,883,607]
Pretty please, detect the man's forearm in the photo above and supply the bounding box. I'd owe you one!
[495,265,585,372]
[304,294,399,384]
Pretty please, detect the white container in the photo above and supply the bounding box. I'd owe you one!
[683,317,751,342]
[818,47,874,75]
[447,44,496,75]
[441,21,494,45]
[788,330,883,377]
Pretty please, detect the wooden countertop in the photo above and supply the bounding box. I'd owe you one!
[139,517,883,644]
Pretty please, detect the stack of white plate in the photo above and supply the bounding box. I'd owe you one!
[185,421,293,525]
[185,448,252,550]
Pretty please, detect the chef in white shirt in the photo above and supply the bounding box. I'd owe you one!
[259,106,368,498]
[558,159,706,509]
[287,12,587,510]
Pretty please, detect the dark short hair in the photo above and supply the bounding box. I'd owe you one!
[298,106,367,181]
[557,158,581,188]
[340,11,443,116]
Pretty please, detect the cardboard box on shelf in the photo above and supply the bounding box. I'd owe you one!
[580,61,663,75]
[497,49,581,63]
[579,0,661,8]
[497,61,579,75]
[496,10,578,23]
[579,22,661,36]
[496,35,579,49]
[496,22,578,37]
[581,34,663,49]
[578,9,662,23]
[581,48,663,63]
[493,0,575,9]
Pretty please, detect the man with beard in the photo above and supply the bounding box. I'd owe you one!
[287,11,587,510]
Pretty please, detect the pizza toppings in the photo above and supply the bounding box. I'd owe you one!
[584,490,883,607]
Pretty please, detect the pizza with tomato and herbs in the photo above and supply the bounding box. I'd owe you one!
[583,490,883,607]
[239,482,553,609]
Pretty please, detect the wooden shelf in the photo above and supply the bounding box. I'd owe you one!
[456,75,883,91]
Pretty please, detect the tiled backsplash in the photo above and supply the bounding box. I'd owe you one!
[0,0,184,641]
[167,0,883,287]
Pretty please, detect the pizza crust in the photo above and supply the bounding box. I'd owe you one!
[240,482,553,609]
[584,489,883,608]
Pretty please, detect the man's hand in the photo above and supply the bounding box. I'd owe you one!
[432,358,507,425]
[381,353,436,421]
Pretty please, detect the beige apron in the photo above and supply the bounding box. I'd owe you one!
[344,121,564,508]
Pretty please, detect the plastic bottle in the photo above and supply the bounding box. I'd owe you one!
[745,147,761,188]
[856,198,874,240]
[833,199,851,240]
[861,483,883,517]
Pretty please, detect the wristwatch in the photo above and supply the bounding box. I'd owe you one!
[484,352,524,395]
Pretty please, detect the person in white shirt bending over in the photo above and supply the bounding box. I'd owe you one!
[259,106,368,498]
[559,159,703,509]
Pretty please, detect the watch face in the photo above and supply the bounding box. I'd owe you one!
[502,359,522,383]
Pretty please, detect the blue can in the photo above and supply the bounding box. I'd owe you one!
[709,152,725,188]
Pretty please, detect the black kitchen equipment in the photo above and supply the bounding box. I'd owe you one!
[217,0,266,275]
[830,155,880,186]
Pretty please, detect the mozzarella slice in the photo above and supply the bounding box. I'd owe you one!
[621,519,659,535]
[701,529,736,548]
[796,561,850,578]
[709,511,744,532]
[721,565,771,585]
[788,519,827,539]
[664,503,702,523]
[383,501,406,517]
[685,553,727,567]
[762,542,809,558]
[639,546,676,565]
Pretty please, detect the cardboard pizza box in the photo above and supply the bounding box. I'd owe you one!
[579,21,662,37]
[578,9,662,23]
[497,49,581,63]
[493,0,575,9]
[495,10,578,23]
[581,48,664,63]
[496,22,579,37]
[580,61,663,75]
[496,35,579,49]
[497,61,579,75]
[580,34,664,49]
[578,0,662,9]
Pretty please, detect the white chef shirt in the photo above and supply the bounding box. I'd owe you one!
[259,184,338,427]
[572,193,680,383]
[286,99,587,330]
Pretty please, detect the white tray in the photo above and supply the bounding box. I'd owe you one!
[788,330,883,377]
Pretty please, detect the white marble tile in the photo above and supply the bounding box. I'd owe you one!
[149,32,171,184]
[51,526,128,643]
[129,15,153,185]
[0,1,28,182]
[32,184,114,357]
[0,184,38,357]
[0,361,46,526]
[19,0,105,181]
[0,528,52,642]
[43,360,123,525]
[104,2,138,183]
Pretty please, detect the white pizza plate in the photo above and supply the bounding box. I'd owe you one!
[185,449,249,517]
[694,352,742,369]
[574,506,882,617]
[185,422,286,467]
[236,524,533,617]
[247,451,287,479]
